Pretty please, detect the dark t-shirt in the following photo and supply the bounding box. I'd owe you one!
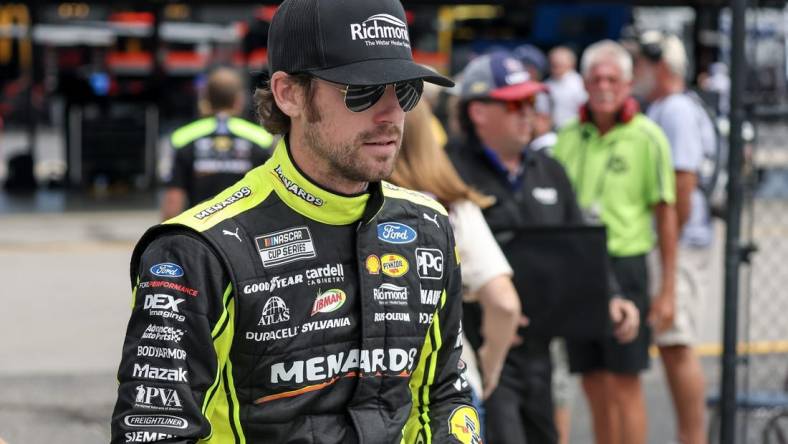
[166,115,274,207]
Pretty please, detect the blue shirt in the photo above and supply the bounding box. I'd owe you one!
[481,145,528,192]
[647,93,715,248]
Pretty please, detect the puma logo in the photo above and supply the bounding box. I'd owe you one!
[423,213,439,228]
[223,228,242,243]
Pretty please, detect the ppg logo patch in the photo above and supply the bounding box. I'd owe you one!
[255,227,316,268]
[415,248,443,280]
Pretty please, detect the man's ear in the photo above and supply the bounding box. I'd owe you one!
[270,71,305,119]
[467,101,487,127]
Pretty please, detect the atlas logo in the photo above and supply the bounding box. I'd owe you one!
[269,347,418,385]
[311,289,347,316]
[149,263,183,278]
[257,296,290,326]
[124,414,188,429]
[416,248,443,280]
[377,222,417,244]
[350,14,410,46]
[134,385,183,410]
[132,364,188,383]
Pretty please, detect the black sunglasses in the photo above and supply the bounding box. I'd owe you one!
[320,79,424,113]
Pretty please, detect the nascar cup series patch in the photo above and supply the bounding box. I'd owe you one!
[448,405,482,444]
[255,227,316,268]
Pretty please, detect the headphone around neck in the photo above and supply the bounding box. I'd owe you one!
[578,96,640,125]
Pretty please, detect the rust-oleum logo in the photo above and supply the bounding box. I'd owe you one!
[273,165,324,206]
[193,187,252,220]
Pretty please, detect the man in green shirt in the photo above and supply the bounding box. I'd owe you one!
[553,40,678,444]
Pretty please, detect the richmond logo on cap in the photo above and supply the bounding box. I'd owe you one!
[350,14,410,48]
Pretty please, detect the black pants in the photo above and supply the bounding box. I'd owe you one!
[464,303,558,444]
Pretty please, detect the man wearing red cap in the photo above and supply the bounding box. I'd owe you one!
[449,51,639,444]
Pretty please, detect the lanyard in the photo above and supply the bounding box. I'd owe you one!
[574,128,617,211]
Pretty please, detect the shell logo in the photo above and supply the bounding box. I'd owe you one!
[380,253,409,278]
[365,254,381,275]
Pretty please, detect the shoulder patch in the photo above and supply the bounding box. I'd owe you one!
[381,181,448,216]
[228,118,275,148]
[166,168,273,232]
[170,117,218,149]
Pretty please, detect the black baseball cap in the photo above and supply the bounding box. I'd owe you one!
[267,0,453,87]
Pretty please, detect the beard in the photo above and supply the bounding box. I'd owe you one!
[303,113,402,184]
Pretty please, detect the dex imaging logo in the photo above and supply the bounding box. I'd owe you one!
[349,14,411,48]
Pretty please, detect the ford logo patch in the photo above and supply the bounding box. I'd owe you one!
[150,263,184,278]
[377,222,417,244]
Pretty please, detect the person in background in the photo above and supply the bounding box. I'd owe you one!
[160,66,275,220]
[529,91,558,154]
[448,51,640,444]
[553,40,678,444]
[636,31,715,444]
[545,46,588,129]
[513,43,549,81]
[390,99,521,403]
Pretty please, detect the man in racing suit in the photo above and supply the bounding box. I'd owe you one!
[110,0,478,443]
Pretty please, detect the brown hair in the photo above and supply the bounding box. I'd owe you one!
[254,73,314,135]
[390,100,494,209]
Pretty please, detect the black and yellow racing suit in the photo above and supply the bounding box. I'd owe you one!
[111,138,479,444]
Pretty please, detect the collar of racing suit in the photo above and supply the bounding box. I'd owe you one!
[264,137,385,226]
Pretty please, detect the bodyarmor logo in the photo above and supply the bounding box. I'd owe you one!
[273,165,324,206]
[193,186,252,220]
[269,347,418,385]
[258,296,290,326]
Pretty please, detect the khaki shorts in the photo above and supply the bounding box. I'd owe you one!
[649,246,711,346]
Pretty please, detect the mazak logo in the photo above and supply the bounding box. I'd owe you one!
[258,296,290,326]
[416,248,444,280]
[256,227,317,268]
[269,347,418,385]
[193,186,252,220]
[273,165,324,206]
[124,414,188,429]
[311,289,347,316]
[377,222,417,244]
[134,385,183,410]
[350,14,411,48]
[132,364,188,382]
[373,283,408,306]
[149,263,183,278]
[141,325,185,343]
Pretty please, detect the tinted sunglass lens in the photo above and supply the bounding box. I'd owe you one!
[345,85,386,112]
[395,80,423,112]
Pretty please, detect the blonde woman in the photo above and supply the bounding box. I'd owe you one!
[390,100,522,399]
